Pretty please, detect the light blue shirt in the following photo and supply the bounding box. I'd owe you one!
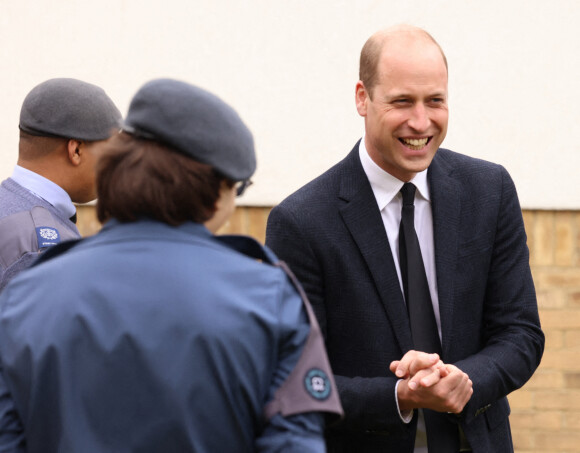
[11,166,76,219]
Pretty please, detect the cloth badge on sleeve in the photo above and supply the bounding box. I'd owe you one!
[304,368,332,401]
[36,227,61,248]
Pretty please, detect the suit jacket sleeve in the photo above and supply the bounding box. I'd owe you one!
[452,166,544,425]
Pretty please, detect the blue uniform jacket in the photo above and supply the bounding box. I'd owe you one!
[0,219,332,452]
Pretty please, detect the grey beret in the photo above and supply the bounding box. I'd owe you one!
[123,78,256,182]
[19,78,122,141]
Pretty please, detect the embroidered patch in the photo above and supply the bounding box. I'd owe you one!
[304,368,331,401]
[36,227,61,248]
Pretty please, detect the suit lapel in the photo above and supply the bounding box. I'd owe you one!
[428,151,460,357]
[338,146,414,353]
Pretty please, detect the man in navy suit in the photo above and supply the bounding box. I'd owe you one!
[266,25,544,452]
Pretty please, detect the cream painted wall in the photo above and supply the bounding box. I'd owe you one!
[1,1,578,208]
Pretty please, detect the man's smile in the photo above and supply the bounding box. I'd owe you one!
[399,137,430,150]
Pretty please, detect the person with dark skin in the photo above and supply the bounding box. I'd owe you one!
[0,78,121,291]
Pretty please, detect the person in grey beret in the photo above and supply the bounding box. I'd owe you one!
[0,78,342,452]
[0,77,122,291]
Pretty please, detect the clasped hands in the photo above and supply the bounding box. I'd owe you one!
[390,351,473,414]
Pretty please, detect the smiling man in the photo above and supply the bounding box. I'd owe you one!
[266,25,544,452]
[356,28,448,182]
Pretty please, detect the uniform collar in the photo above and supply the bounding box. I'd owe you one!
[11,165,76,218]
[100,218,214,239]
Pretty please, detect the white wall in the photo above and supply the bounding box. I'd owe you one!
[1,0,578,208]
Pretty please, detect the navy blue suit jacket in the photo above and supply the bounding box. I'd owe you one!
[266,143,544,452]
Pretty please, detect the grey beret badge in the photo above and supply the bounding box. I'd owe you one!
[304,368,331,401]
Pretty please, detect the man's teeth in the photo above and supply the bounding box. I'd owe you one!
[401,138,428,148]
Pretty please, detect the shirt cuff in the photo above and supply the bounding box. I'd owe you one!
[395,379,413,423]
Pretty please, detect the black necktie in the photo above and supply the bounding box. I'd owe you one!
[69,212,77,224]
[398,183,441,354]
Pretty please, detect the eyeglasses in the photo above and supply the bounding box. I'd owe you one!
[236,179,253,197]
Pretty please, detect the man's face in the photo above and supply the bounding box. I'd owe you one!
[355,38,449,182]
[71,140,103,203]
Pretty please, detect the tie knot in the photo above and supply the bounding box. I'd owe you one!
[400,183,416,206]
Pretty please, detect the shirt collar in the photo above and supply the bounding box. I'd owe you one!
[358,136,430,211]
[11,165,76,218]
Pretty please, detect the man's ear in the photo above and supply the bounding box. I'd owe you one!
[67,139,83,166]
[355,80,369,117]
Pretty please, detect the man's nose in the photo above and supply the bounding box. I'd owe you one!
[407,103,430,131]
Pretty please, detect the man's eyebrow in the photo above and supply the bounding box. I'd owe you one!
[383,93,412,101]
[383,91,447,101]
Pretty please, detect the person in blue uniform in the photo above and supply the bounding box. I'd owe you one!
[0,78,122,291]
[0,79,342,452]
